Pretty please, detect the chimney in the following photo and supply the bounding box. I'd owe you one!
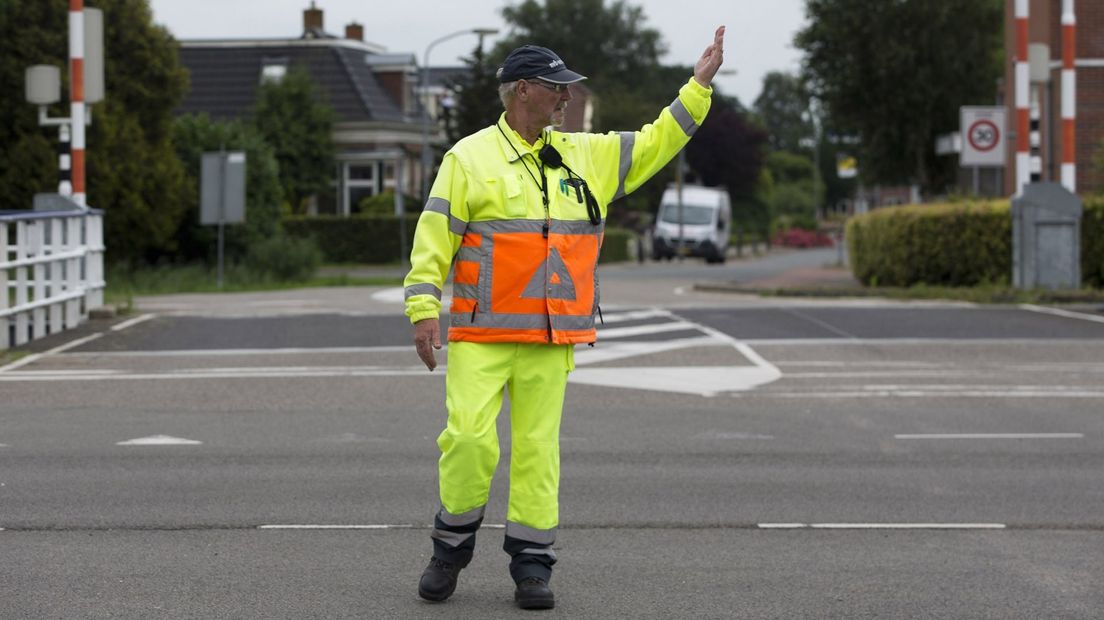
[303,2,323,34]
[345,22,363,41]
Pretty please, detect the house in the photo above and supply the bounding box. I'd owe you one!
[176,3,428,215]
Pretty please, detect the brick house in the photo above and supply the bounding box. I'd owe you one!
[1002,0,1104,194]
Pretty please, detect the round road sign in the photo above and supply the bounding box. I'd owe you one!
[967,120,1000,153]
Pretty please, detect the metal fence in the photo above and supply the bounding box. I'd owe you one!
[1,209,105,350]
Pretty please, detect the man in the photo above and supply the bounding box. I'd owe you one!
[404,25,725,610]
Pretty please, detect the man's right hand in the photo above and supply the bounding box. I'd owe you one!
[413,318,442,371]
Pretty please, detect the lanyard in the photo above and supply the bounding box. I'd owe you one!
[496,121,551,237]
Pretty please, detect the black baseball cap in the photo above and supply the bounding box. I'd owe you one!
[498,45,587,84]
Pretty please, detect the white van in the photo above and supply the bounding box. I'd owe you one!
[651,184,731,263]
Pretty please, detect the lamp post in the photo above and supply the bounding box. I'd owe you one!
[420,27,498,202]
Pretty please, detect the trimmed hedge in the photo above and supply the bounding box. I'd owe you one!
[283,214,634,265]
[846,198,1104,288]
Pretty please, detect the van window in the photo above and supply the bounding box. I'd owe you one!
[659,204,713,225]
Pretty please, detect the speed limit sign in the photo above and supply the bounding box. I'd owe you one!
[960,106,1006,166]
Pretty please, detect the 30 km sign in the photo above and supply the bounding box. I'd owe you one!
[960,106,1006,167]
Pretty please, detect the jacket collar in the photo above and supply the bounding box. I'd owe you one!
[494,113,545,163]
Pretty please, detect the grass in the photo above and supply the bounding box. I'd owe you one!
[104,263,403,307]
[0,349,31,367]
[751,282,1104,305]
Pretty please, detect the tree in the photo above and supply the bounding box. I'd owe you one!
[753,71,813,153]
[685,96,770,235]
[0,0,191,264]
[795,0,1003,193]
[252,67,335,215]
[170,114,283,263]
[445,40,502,145]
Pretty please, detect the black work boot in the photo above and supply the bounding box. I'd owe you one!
[418,556,462,602]
[514,576,555,610]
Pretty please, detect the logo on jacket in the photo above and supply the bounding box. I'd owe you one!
[521,248,577,301]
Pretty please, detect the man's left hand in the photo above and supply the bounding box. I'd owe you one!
[694,25,726,88]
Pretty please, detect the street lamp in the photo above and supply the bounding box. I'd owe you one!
[420,27,499,202]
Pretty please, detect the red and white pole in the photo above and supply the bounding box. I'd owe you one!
[1014,0,1030,196]
[69,0,86,206]
[1061,0,1077,193]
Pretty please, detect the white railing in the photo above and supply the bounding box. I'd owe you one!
[1,209,105,350]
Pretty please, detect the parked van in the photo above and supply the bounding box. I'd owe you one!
[651,184,731,263]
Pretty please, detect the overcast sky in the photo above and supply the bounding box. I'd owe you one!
[147,0,808,106]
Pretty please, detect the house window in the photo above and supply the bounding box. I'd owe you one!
[260,58,288,84]
[344,162,380,214]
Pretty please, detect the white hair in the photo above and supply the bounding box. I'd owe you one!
[498,80,520,109]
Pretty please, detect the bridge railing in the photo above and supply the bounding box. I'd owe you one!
[1,209,105,350]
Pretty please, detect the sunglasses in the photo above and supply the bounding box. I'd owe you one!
[526,79,570,94]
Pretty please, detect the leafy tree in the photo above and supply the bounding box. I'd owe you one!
[445,40,502,145]
[764,151,820,225]
[795,0,1003,194]
[685,96,770,235]
[170,114,283,263]
[252,67,335,215]
[0,0,190,264]
[753,71,813,153]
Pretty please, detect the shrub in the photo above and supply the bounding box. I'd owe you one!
[846,201,1011,287]
[243,233,322,282]
[1083,197,1104,288]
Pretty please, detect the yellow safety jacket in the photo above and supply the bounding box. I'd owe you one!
[404,77,713,344]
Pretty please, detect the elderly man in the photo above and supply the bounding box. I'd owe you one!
[404,26,725,609]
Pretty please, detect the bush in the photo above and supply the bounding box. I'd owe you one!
[243,233,322,282]
[357,191,422,216]
[846,198,1104,288]
[846,201,1011,287]
[599,227,634,263]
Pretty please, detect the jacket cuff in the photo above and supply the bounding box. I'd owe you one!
[684,76,713,98]
[408,310,440,325]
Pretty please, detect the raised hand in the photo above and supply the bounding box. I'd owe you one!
[694,25,726,88]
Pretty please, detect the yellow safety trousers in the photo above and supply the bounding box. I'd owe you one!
[438,341,575,531]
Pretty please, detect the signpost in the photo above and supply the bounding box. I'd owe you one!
[200,151,246,289]
[960,106,1007,195]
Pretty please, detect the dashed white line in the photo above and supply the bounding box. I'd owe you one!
[1020,304,1104,325]
[0,332,104,373]
[597,321,701,339]
[895,433,1084,440]
[758,523,1006,530]
[110,313,157,332]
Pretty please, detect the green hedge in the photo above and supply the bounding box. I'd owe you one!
[846,198,1104,288]
[284,214,635,265]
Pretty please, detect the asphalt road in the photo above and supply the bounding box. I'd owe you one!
[2,257,1103,618]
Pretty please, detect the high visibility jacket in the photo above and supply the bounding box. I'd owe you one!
[404,77,713,344]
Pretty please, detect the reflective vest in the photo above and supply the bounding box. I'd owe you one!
[404,77,713,344]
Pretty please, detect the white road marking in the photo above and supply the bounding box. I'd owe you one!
[758,523,1006,530]
[1020,304,1104,325]
[0,332,104,373]
[110,313,157,332]
[598,309,674,324]
[116,435,203,446]
[758,389,1104,399]
[895,433,1084,440]
[258,524,506,530]
[782,371,964,379]
[572,336,718,366]
[0,366,439,382]
[597,321,701,339]
[61,345,422,357]
[741,338,1104,346]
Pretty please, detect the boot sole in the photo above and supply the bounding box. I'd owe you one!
[515,593,555,610]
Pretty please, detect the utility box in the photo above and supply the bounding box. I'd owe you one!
[1012,182,1081,290]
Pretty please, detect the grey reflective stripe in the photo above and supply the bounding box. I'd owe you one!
[519,547,559,560]
[669,97,699,137]
[437,505,486,527]
[424,197,450,215]
[549,220,604,235]
[451,312,549,330]
[449,215,468,236]
[452,283,478,299]
[478,233,494,311]
[405,283,442,301]
[468,220,546,234]
[551,314,595,331]
[423,197,468,236]
[505,521,557,545]
[456,246,481,262]
[468,219,601,236]
[613,132,635,200]
[430,528,474,548]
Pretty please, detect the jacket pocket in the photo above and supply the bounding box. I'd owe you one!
[502,174,528,217]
